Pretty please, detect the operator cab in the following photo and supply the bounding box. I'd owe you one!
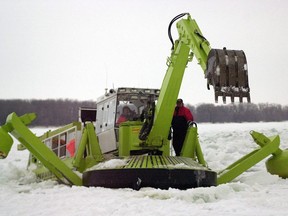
[80,87,160,154]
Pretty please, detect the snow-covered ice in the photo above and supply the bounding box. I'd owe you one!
[1,122,288,216]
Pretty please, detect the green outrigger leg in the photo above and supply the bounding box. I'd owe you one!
[0,112,82,186]
[217,130,283,185]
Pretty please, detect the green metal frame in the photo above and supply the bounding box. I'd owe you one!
[73,122,104,172]
[119,121,170,156]
[0,112,105,185]
[217,131,282,185]
[181,126,206,166]
[0,112,82,185]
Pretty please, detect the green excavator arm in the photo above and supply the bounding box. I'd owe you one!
[144,13,250,147]
[142,13,288,184]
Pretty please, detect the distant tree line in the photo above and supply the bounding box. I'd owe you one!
[187,103,288,123]
[0,99,287,126]
[0,99,95,126]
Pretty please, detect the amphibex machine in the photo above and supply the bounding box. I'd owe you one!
[0,13,287,190]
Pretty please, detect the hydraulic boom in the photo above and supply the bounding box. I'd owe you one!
[144,13,250,147]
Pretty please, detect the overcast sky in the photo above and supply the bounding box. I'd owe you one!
[1,0,287,105]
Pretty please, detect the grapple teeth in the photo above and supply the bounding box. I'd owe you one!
[205,48,250,103]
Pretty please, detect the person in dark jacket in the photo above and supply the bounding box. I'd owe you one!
[171,99,194,156]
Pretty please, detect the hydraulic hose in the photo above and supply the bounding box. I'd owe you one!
[168,13,189,50]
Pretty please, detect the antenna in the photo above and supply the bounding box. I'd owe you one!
[105,63,108,90]
[104,63,109,95]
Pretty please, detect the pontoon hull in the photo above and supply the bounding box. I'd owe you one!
[83,156,217,190]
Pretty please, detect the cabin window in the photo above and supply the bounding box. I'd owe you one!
[43,127,77,158]
[116,103,138,126]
